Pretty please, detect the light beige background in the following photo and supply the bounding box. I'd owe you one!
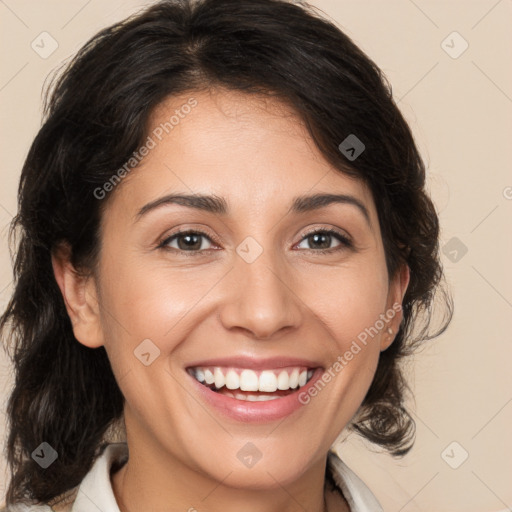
[1,1,511,510]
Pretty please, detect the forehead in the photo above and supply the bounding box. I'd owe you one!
[107,88,376,221]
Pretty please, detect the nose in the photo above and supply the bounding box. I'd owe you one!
[218,246,303,340]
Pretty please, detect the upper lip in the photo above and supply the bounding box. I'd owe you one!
[185,355,323,371]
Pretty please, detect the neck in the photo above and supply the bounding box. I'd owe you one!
[111,437,339,512]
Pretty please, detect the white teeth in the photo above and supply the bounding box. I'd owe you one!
[223,391,281,401]
[250,394,280,401]
[225,369,240,390]
[289,368,299,389]
[190,365,316,393]
[277,370,289,390]
[259,370,278,392]
[239,369,259,391]
[204,368,214,385]
[214,367,225,389]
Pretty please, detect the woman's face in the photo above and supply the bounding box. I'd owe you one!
[63,88,408,487]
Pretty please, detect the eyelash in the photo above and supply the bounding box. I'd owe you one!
[157,227,353,257]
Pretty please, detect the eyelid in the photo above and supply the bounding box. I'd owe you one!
[297,225,352,246]
[157,226,221,250]
[157,225,353,253]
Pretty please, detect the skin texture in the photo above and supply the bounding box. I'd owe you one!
[52,88,409,512]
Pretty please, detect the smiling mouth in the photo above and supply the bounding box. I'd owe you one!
[187,366,317,401]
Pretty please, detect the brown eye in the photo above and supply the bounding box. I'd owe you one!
[296,229,352,252]
[160,230,215,253]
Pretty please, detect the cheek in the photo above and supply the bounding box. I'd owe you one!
[301,263,387,395]
[304,262,389,342]
[97,255,229,364]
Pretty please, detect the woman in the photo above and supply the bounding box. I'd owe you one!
[0,0,453,510]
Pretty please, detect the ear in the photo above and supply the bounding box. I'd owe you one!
[380,263,410,351]
[51,243,105,348]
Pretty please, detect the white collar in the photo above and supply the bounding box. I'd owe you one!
[62,443,382,512]
[327,450,384,511]
[69,443,127,512]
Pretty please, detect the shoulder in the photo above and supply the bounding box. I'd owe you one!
[327,450,384,512]
[0,497,74,512]
[0,443,125,512]
[0,504,53,512]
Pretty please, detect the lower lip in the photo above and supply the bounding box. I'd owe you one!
[186,368,324,423]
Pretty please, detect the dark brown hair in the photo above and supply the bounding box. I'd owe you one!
[1,0,452,506]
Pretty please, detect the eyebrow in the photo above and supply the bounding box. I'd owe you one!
[135,192,372,229]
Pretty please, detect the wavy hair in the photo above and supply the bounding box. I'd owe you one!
[1,0,453,505]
